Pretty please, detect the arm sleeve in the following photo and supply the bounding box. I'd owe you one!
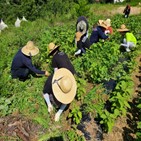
[23,57,45,74]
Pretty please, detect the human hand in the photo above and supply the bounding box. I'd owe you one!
[55,112,61,122]
[45,71,50,76]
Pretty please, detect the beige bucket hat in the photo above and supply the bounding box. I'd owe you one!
[117,24,129,32]
[21,41,39,56]
[48,42,60,55]
[75,32,83,41]
[105,19,111,27]
[52,68,77,104]
[97,20,108,29]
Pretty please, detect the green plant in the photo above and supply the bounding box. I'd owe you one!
[68,104,82,125]
[63,129,85,141]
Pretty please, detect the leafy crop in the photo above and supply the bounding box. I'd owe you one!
[0,7,141,140]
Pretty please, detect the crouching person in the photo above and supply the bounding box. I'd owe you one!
[11,41,49,81]
[43,68,77,121]
[117,24,137,52]
[74,31,91,56]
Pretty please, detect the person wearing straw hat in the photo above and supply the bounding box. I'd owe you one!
[47,42,76,74]
[43,42,76,121]
[104,19,113,35]
[90,20,109,45]
[117,24,137,52]
[11,41,49,81]
[74,31,91,56]
[43,68,77,121]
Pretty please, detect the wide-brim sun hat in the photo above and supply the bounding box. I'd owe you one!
[48,42,60,55]
[75,32,83,41]
[98,20,104,25]
[52,68,77,104]
[21,41,39,56]
[105,19,111,27]
[117,24,129,32]
[77,20,87,35]
[97,20,108,29]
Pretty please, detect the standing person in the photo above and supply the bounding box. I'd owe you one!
[117,24,137,52]
[43,42,77,121]
[74,31,91,56]
[11,41,49,81]
[123,4,131,18]
[104,19,113,35]
[90,20,109,45]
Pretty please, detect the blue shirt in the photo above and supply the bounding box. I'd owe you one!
[90,26,108,45]
[11,49,45,74]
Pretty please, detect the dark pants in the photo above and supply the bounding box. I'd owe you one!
[11,68,30,81]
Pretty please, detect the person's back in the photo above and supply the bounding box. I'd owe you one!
[11,49,29,71]
[76,16,89,33]
[90,25,108,45]
[126,32,137,45]
[52,51,76,75]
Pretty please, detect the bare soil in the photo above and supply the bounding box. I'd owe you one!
[111,6,141,15]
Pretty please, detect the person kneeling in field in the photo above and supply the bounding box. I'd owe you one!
[74,31,91,56]
[117,24,137,52]
[42,42,77,121]
[90,20,109,45]
[11,41,49,81]
[43,68,77,121]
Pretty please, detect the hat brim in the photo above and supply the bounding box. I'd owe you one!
[48,45,60,56]
[105,19,111,27]
[21,46,39,56]
[52,68,77,104]
[99,24,107,29]
[117,29,129,32]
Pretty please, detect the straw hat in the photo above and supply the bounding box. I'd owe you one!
[48,42,60,55]
[75,32,83,41]
[97,20,108,29]
[21,41,39,56]
[52,68,77,104]
[77,20,87,35]
[98,20,104,25]
[117,24,129,32]
[105,19,111,27]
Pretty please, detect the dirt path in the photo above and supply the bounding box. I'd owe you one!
[112,6,141,15]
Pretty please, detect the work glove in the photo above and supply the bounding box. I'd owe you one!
[55,112,61,122]
[48,104,53,113]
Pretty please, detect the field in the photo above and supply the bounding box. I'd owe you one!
[0,2,141,141]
